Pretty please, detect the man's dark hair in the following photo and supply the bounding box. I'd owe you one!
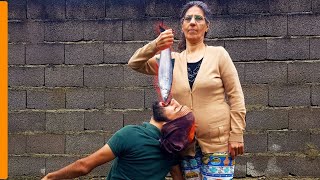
[152,101,170,122]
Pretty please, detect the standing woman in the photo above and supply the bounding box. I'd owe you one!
[128,1,246,179]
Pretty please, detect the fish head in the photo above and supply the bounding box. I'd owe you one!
[160,87,171,104]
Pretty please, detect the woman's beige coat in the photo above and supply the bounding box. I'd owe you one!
[128,40,246,155]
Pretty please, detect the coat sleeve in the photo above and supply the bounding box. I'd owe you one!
[128,40,159,75]
[219,47,246,143]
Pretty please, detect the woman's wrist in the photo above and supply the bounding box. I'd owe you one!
[150,39,159,53]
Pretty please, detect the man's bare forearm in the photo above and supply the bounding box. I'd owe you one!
[42,144,115,180]
[42,159,90,180]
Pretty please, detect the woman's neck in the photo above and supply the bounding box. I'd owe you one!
[186,41,206,63]
[186,41,205,54]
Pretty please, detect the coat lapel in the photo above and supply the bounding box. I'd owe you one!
[190,46,207,93]
[179,50,191,92]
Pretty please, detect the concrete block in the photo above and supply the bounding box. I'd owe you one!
[290,156,320,176]
[105,88,144,109]
[9,21,44,43]
[104,42,145,64]
[200,0,229,15]
[234,63,245,83]
[9,156,45,176]
[46,111,85,132]
[124,110,152,126]
[288,131,311,152]
[242,84,268,106]
[310,38,320,59]
[84,65,123,87]
[27,89,65,110]
[84,110,123,132]
[123,19,160,41]
[9,112,46,133]
[244,133,268,153]
[205,39,225,47]
[311,85,320,105]
[313,0,320,13]
[234,156,247,178]
[289,107,320,130]
[267,38,309,60]
[9,44,25,65]
[288,14,320,36]
[106,0,145,18]
[311,132,320,149]
[9,66,44,87]
[65,134,105,154]
[245,62,287,84]
[8,0,27,20]
[123,65,154,87]
[270,0,312,13]
[26,43,64,64]
[246,14,287,37]
[228,0,270,14]
[246,109,288,130]
[65,43,104,65]
[26,134,65,154]
[45,66,83,87]
[145,0,185,17]
[269,85,310,106]
[268,131,291,152]
[9,89,26,110]
[66,88,104,109]
[27,0,65,19]
[268,131,310,152]
[246,156,268,177]
[66,0,105,19]
[144,87,159,109]
[207,16,246,38]
[8,134,27,154]
[44,21,83,42]
[288,61,320,83]
[225,39,267,61]
[83,20,122,41]
[247,156,291,177]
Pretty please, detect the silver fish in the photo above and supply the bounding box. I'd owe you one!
[158,45,173,104]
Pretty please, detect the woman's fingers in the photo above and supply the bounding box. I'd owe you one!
[229,142,244,159]
[155,29,174,51]
[238,144,244,155]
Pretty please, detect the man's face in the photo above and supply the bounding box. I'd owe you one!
[160,99,184,121]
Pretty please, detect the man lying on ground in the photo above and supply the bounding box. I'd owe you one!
[42,99,195,180]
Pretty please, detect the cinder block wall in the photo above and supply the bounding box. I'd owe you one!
[8,0,320,179]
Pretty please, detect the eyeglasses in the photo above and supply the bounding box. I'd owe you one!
[183,15,206,23]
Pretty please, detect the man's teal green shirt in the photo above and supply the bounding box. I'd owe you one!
[106,122,179,180]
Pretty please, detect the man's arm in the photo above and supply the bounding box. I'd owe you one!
[42,144,116,180]
[170,164,184,180]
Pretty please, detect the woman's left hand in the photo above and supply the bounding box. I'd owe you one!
[228,142,244,160]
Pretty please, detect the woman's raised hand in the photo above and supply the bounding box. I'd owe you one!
[155,29,174,51]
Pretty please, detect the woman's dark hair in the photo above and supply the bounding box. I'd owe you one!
[178,1,211,51]
[152,101,169,122]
